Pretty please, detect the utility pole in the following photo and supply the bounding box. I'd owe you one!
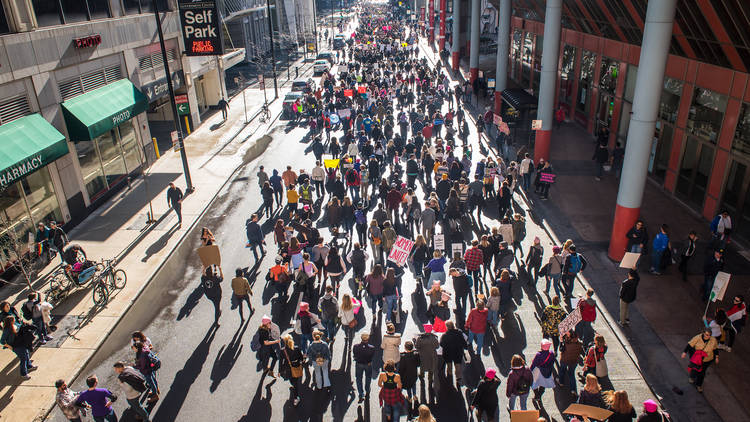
[152,0,193,192]
[265,0,279,99]
[312,0,319,54]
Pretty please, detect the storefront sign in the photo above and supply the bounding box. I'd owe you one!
[142,71,184,103]
[74,34,102,49]
[178,0,223,56]
[0,155,43,189]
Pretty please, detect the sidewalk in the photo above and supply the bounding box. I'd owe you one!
[432,40,749,420]
[0,83,283,420]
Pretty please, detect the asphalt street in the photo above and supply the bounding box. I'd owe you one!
[54,24,658,422]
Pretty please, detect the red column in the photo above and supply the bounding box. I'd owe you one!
[534,130,551,162]
[494,91,502,114]
[608,204,642,260]
[428,0,435,43]
[439,0,447,51]
[452,52,460,71]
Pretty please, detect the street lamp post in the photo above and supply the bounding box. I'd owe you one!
[265,0,279,99]
[152,0,193,192]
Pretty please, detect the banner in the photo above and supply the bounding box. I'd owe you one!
[498,121,510,135]
[338,108,351,118]
[558,307,582,341]
[357,86,367,94]
[344,89,354,97]
[324,159,340,169]
[388,236,415,266]
[540,172,556,183]
[710,271,731,302]
[531,120,542,130]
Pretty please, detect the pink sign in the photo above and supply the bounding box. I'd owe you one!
[387,236,415,266]
[540,172,556,183]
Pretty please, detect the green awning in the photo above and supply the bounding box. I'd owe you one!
[0,114,68,190]
[61,79,148,141]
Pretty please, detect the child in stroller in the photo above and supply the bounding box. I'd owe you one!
[62,244,96,285]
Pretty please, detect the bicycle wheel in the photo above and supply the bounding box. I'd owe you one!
[111,269,127,289]
[92,282,109,306]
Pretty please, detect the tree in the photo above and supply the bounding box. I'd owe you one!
[0,218,36,289]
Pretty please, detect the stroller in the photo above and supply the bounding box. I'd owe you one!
[62,244,96,285]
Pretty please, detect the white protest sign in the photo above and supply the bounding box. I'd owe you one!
[619,252,640,269]
[434,233,445,250]
[451,243,463,259]
[388,236,415,266]
[710,271,731,302]
[558,307,582,341]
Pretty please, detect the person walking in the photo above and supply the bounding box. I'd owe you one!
[382,323,402,364]
[399,341,421,412]
[415,323,440,398]
[308,331,332,390]
[231,268,253,321]
[218,97,230,120]
[281,335,304,405]
[23,291,52,344]
[576,288,597,347]
[440,319,467,388]
[470,368,501,422]
[530,339,556,405]
[466,300,489,355]
[648,224,670,275]
[519,153,534,191]
[75,375,118,422]
[1,315,36,379]
[464,240,484,294]
[318,286,339,344]
[618,269,639,326]
[583,334,608,380]
[245,213,266,265]
[200,265,223,326]
[702,249,725,302]
[132,341,159,403]
[366,264,386,314]
[55,379,86,422]
[113,361,150,421]
[506,354,533,411]
[354,333,376,402]
[678,231,698,281]
[544,246,563,297]
[559,330,584,395]
[578,374,606,408]
[166,182,183,227]
[637,399,671,421]
[294,302,320,354]
[540,296,567,352]
[525,237,544,284]
[378,360,405,421]
[561,245,587,299]
[681,328,719,393]
[426,250,447,285]
[603,390,637,422]
[416,405,437,422]
[338,293,358,344]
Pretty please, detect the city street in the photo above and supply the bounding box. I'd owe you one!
[53,17,660,422]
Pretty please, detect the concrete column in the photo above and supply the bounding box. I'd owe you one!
[608,0,678,260]
[451,0,461,71]
[428,0,434,43]
[533,0,562,162]
[494,0,510,114]
[438,0,447,52]
[469,0,480,82]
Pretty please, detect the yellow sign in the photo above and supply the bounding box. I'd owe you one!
[324,159,340,169]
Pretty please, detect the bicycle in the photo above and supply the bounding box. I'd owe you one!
[259,104,271,122]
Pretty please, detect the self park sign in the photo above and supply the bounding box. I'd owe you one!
[178,0,223,56]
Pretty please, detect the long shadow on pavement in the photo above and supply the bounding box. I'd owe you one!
[209,319,250,392]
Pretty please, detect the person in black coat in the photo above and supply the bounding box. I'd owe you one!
[471,368,501,421]
[702,249,725,302]
[625,220,649,254]
[399,341,421,409]
[440,320,468,387]
[618,269,639,326]
[201,265,223,326]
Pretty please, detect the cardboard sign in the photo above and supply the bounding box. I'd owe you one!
[711,271,731,302]
[493,113,503,125]
[619,252,641,269]
[434,233,445,250]
[563,403,614,421]
[510,410,540,422]
[540,172,556,183]
[324,159,340,169]
[531,120,542,130]
[198,245,221,267]
[558,307,582,341]
[388,236,415,266]
[344,89,354,97]
[451,243,463,259]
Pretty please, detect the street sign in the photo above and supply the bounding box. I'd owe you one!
[175,94,188,104]
[258,75,265,90]
[176,102,190,116]
[177,0,223,56]
[171,131,180,151]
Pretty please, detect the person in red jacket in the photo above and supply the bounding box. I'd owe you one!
[466,300,488,355]
[385,185,403,226]
[576,288,597,347]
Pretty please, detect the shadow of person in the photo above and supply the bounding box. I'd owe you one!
[209,320,250,392]
[141,224,180,262]
[176,284,205,321]
[152,325,218,421]
[238,378,275,422]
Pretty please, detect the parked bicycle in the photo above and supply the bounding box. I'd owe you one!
[259,103,271,122]
[45,248,127,306]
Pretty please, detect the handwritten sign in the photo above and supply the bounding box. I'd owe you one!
[619,252,640,269]
[434,233,445,250]
[451,243,463,259]
[493,113,503,126]
[498,121,510,135]
[558,307,582,341]
[540,172,556,183]
[388,236,415,266]
[711,271,731,302]
[324,159,340,169]
[338,108,351,118]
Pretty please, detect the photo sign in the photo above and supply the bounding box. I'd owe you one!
[178,0,223,56]
[388,236,415,266]
[558,307,582,341]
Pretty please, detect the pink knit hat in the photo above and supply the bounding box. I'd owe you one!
[541,339,552,350]
[643,399,658,413]
[485,368,497,378]
[262,315,272,324]
[423,323,433,333]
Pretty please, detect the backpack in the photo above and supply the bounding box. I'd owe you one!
[320,296,337,320]
[516,369,532,394]
[568,254,582,274]
[250,330,262,352]
[15,324,36,349]
[355,210,367,225]
[21,302,33,320]
[119,368,148,393]
[146,350,161,371]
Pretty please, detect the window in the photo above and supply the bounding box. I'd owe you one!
[521,33,533,87]
[732,103,750,157]
[33,0,110,25]
[123,0,170,14]
[577,50,596,114]
[624,65,637,103]
[649,122,673,182]
[659,77,683,125]
[687,87,727,143]
[677,136,714,208]
[721,161,746,215]
[75,140,107,200]
[138,50,177,72]
[97,132,127,187]
[599,57,619,95]
[0,3,11,34]
[560,46,576,105]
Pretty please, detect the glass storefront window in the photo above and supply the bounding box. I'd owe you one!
[576,50,596,114]
[618,101,632,143]
[521,33,533,88]
[599,57,619,95]
[624,65,637,103]
[22,170,63,228]
[721,161,746,215]
[687,87,727,144]
[76,141,107,200]
[693,145,714,206]
[511,30,522,78]
[118,121,142,173]
[732,102,750,156]
[676,136,714,208]
[97,132,127,187]
[659,77,683,125]
[560,46,577,105]
[648,122,673,182]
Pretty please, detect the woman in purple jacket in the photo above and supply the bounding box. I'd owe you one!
[530,339,556,404]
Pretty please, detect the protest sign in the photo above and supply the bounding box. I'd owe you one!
[199,245,221,267]
[710,271,731,302]
[540,172,556,183]
[358,86,367,94]
[338,108,351,118]
[451,243,463,259]
[324,159,340,169]
[388,236,415,266]
[433,233,445,250]
[493,114,503,126]
[558,307,582,341]
[619,252,640,269]
[344,89,354,97]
